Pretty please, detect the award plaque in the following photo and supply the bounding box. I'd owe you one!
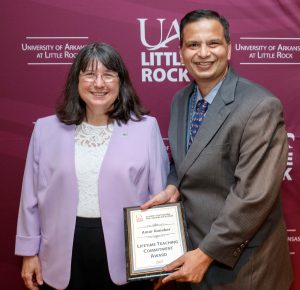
[124,202,188,281]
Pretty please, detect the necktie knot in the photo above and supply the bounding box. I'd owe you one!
[196,99,208,113]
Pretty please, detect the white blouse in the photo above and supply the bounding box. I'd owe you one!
[74,121,114,217]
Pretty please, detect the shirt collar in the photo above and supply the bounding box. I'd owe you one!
[195,79,224,105]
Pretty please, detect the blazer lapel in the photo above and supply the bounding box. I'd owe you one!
[174,86,192,166]
[65,124,79,198]
[176,68,238,184]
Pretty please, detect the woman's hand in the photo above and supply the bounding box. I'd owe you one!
[21,256,43,290]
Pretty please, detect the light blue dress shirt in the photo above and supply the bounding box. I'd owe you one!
[186,80,224,150]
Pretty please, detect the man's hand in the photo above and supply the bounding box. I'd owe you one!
[21,256,43,290]
[153,277,164,290]
[141,185,180,209]
[162,248,213,284]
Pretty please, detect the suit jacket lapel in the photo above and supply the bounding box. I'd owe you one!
[174,85,193,166]
[176,68,238,184]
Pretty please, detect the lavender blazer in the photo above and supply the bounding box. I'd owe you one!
[15,115,169,289]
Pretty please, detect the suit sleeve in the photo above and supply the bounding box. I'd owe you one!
[167,93,180,187]
[148,118,170,195]
[167,160,178,186]
[199,97,288,267]
[15,121,42,256]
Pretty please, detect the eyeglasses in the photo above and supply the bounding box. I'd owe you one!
[80,71,119,83]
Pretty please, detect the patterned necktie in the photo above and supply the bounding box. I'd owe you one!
[188,99,209,148]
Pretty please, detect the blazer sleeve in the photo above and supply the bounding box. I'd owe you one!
[148,118,170,195]
[199,96,288,267]
[167,160,178,186]
[166,91,182,188]
[15,121,42,256]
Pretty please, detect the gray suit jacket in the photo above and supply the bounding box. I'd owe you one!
[168,67,293,290]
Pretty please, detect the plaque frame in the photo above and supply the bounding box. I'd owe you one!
[124,202,188,281]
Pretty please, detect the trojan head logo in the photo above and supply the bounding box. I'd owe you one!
[138,18,180,50]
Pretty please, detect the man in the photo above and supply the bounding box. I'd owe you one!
[142,9,293,290]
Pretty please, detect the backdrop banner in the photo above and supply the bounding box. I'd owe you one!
[1,0,299,289]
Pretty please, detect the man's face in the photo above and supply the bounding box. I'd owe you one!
[180,18,231,88]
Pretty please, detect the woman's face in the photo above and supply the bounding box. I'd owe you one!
[78,60,120,118]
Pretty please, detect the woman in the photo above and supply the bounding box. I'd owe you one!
[15,42,169,290]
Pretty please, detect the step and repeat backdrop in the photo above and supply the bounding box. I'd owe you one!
[1,0,299,289]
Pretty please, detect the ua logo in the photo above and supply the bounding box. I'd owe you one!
[138,18,179,50]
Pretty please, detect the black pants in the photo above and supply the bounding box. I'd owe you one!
[40,217,152,290]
